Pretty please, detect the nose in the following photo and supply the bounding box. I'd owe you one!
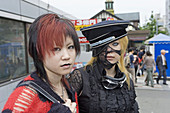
[107,46,112,52]
[61,49,70,60]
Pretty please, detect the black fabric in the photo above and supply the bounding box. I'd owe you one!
[48,103,72,113]
[74,61,139,113]
[17,72,76,104]
[2,109,12,113]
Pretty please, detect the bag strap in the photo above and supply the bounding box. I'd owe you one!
[18,80,58,103]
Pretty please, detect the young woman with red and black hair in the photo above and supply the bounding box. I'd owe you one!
[2,14,80,113]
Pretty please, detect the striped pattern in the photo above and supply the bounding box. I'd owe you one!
[12,87,36,112]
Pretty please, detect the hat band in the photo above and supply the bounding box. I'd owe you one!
[90,33,127,48]
[90,36,115,47]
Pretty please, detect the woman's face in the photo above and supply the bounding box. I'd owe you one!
[106,40,121,64]
[43,36,76,76]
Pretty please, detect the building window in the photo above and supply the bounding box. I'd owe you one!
[0,18,26,83]
[26,24,35,73]
[109,3,113,9]
[102,18,106,21]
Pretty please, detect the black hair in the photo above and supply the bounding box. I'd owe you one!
[28,13,80,84]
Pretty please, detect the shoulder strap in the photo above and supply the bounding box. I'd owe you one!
[18,81,58,103]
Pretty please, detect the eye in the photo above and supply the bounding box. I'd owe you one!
[112,42,119,46]
[68,45,75,49]
[53,47,61,51]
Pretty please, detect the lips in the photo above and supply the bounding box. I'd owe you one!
[107,56,115,59]
[61,63,71,69]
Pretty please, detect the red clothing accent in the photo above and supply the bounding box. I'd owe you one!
[3,86,52,113]
[75,92,79,113]
[2,73,78,113]
[23,75,35,81]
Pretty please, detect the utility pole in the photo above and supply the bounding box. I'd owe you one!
[156,16,158,35]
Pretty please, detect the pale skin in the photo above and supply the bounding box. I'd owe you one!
[43,36,77,113]
[161,49,166,55]
[105,40,121,78]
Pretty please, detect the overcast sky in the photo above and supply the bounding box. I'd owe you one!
[42,0,166,26]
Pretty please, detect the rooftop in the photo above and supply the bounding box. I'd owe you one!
[115,12,140,22]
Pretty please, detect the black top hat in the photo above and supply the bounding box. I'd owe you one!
[80,20,129,56]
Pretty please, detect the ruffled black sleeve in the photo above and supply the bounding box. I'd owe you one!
[130,79,139,113]
[67,69,83,95]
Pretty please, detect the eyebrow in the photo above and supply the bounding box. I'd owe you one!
[66,41,74,46]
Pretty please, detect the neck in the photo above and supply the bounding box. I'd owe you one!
[44,67,63,87]
[48,75,63,89]
[44,67,68,100]
[105,65,116,78]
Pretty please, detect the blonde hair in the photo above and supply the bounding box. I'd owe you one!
[86,36,131,89]
[117,36,130,89]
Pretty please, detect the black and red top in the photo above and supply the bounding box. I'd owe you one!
[2,72,79,113]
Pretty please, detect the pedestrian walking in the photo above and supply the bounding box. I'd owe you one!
[133,51,139,83]
[156,49,168,85]
[140,51,156,87]
[138,47,145,76]
[126,48,136,84]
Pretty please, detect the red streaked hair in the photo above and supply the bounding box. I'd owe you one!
[28,13,80,85]
[36,14,77,60]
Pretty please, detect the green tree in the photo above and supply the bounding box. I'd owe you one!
[139,11,168,39]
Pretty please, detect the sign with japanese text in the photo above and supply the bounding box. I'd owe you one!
[79,37,89,43]
[71,19,98,31]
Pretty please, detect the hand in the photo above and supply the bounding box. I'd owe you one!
[63,99,77,113]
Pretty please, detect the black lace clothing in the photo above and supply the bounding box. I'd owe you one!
[68,61,139,113]
[67,70,83,95]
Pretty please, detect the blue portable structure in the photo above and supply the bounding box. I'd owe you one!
[146,33,170,77]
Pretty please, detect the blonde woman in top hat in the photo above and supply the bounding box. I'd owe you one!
[68,20,139,113]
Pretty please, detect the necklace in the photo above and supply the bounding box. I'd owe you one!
[61,85,64,99]
[51,83,64,99]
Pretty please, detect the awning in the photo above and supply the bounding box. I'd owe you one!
[145,33,170,44]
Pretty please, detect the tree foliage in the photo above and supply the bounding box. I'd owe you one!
[139,11,169,39]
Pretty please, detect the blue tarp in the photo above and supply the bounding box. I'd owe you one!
[147,33,170,44]
[145,33,170,77]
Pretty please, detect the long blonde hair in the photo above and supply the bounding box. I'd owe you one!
[86,36,130,89]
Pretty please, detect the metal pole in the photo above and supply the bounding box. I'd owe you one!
[156,17,158,35]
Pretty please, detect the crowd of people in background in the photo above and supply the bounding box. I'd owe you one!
[125,45,168,88]
[125,46,153,87]
[125,46,143,85]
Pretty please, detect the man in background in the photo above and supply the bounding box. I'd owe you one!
[156,49,168,85]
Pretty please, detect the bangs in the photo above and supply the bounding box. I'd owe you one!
[36,14,79,60]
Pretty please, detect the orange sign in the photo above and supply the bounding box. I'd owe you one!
[71,19,98,31]
[107,17,114,20]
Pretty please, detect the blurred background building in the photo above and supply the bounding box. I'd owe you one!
[166,0,170,34]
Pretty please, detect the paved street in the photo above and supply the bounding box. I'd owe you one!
[135,75,170,113]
